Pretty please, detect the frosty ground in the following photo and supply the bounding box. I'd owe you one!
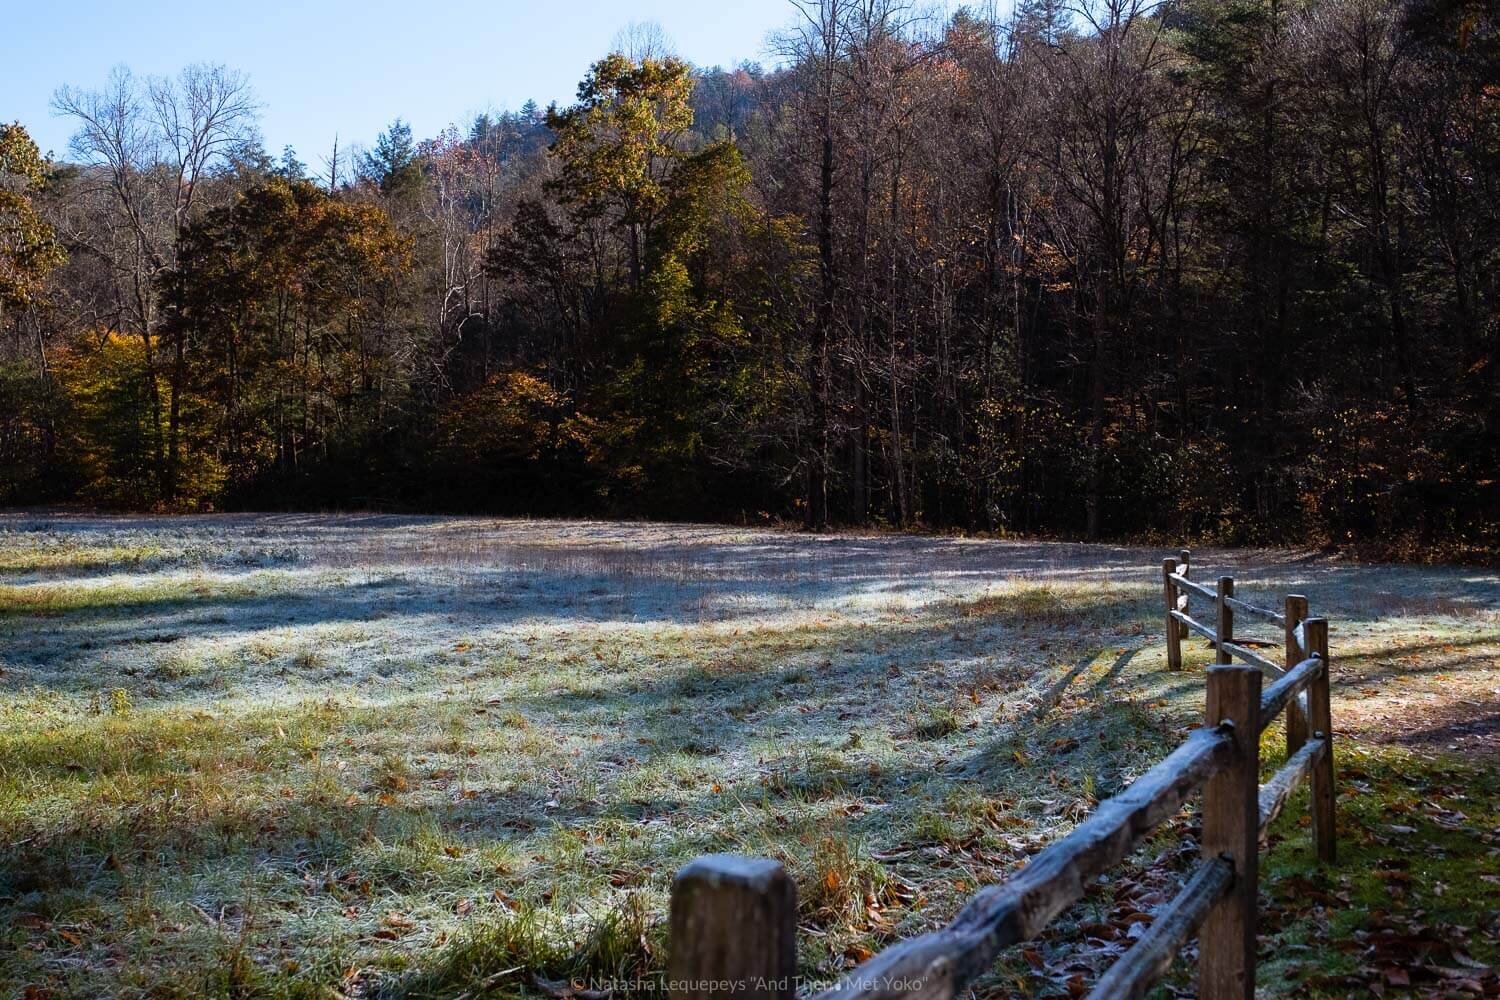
[2,514,1498,998]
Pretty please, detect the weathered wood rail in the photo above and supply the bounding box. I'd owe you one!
[666,552,1336,1000]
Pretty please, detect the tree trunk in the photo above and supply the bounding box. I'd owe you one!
[809,111,835,531]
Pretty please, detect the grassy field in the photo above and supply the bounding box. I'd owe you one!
[1,514,1497,999]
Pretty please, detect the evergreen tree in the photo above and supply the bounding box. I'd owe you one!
[360,117,423,198]
[274,145,307,180]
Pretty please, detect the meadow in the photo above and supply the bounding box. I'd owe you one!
[1,514,1497,998]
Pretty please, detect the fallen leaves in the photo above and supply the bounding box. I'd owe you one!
[373,910,416,941]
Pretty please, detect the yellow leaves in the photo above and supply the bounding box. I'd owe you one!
[51,331,227,508]
[549,52,694,226]
[436,370,567,468]
[0,124,67,306]
[0,123,50,187]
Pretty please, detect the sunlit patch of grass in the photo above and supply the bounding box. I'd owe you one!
[0,529,301,578]
[910,806,962,846]
[958,578,1065,621]
[0,572,289,616]
[292,648,327,672]
[396,893,665,1000]
[945,576,1156,632]
[0,540,172,574]
[374,752,414,793]
[910,703,965,739]
[797,834,891,930]
[763,746,857,799]
[149,650,208,680]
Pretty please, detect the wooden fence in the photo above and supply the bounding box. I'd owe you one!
[665,551,1336,1000]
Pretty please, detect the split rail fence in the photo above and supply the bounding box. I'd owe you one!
[666,550,1337,1000]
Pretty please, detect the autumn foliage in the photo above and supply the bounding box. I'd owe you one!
[2,2,1497,560]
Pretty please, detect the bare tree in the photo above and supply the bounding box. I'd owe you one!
[1292,0,1417,401]
[612,20,677,61]
[322,133,342,192]
[53,62,258,499]
[1027,0,1189,537]
[148,64,259,237]
[779,0,853,529]
[1397,11,1500,362]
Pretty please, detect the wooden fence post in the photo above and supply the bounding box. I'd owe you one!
[1200,665,1262,1000]
[1284,596,1310,755]
[1163,558,1182,671]
[1305,619,1337,864]
[669,855,798,1000]
[1215,577,1234,666]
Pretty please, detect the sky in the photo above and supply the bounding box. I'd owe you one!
[4,0,824,165]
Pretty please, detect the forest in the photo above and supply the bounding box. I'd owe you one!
[1,0,1496,559]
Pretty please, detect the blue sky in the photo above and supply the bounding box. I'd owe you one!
[4,0,824,164]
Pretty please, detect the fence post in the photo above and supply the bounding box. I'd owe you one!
[1215,576,1234,665]
[1305,619,1337,864]
[1284,595,1310,755]
[1163,557,1182,671]
[1200,664,1262,1000]
[669,855,798,1000]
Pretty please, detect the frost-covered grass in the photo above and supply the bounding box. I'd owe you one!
[0,513,1496,998]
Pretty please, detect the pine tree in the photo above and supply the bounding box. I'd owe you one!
[360,118,423,198]
[275,145,306,181]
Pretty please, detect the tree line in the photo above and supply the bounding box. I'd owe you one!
[1,0,1496,558]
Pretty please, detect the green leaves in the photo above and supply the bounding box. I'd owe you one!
[546,53,694,229]
[361,118,424,199]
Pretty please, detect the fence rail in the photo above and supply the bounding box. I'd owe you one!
[1260,738,1328,832]
[666,551,1337,1000]
[1083,856,1232,1000]
[1224,594,1286,626]
[1259,656,1323,731]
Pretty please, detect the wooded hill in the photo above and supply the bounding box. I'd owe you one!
[2,0,1496,559]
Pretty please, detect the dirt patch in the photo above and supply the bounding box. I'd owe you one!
[1331,637,1500,761]
[1349,692,1500,757]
